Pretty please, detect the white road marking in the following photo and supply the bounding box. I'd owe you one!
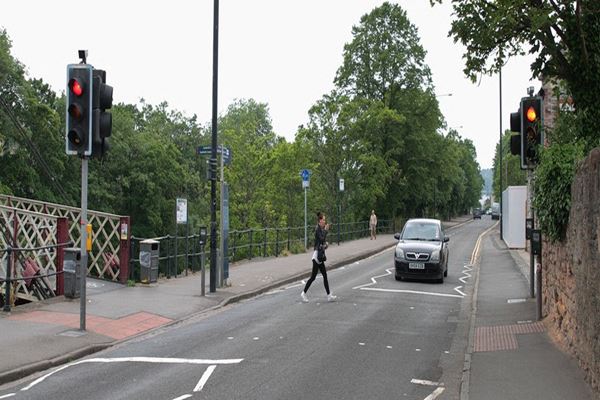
[458,272,471,283]
[454,286,467,297]
[387,346,392,349]
[21,357,243,391]
[0,394,16,399]
[194,365,217,392]
[359,287,463,298]
[172,395,193,400]
[424,387,445,400]
[358,343,365,346]
[354,267,465,298]
[411,379,442,386]
[416,349,421,352]
[253,337,260,340]
[227,337,234,340]
[352,269,392,290]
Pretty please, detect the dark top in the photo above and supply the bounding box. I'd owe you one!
[314,224,328,250]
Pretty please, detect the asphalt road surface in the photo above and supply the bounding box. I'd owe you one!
[1,218,495,400]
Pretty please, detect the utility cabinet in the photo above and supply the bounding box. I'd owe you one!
[502,186,527,249]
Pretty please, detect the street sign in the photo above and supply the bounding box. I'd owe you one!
[301,169,310,188]
[176,198,188,224]
[339,178,345,192]
[197,145,232,165]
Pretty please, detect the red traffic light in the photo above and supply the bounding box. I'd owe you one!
[526,106,537,122]
[69,78,83,97]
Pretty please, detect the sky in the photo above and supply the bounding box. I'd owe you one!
[2,0,538,170]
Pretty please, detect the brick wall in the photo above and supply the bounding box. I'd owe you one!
[542,148,600,395]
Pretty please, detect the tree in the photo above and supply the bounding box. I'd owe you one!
[492,131,526,201]
[335,1,433,103]
[431,0,600,148]
[219,99,280,228]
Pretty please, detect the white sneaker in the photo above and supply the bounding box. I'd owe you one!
[327,293,337,302]
[301,291,309,303]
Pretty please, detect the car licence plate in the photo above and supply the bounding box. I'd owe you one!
[409,262,425,270]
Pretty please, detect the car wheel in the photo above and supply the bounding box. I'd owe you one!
[437,275,444,284]
[395,275,402,281]
[444,267,448,277]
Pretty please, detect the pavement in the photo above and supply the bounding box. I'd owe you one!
[0,216,596,399]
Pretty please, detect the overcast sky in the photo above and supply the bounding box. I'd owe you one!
[2,0,537,169]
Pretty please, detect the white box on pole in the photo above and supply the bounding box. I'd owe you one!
[501,185,527,249]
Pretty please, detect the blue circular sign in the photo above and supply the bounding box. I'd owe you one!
[301,169,310,181]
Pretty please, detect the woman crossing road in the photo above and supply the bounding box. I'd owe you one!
[301,212,337,303]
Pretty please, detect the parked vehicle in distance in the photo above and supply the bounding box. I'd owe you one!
[473,208,482,219]
[393,218,449,283]
[491,202,500,220]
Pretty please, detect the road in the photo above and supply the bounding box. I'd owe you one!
[0,218,495,400]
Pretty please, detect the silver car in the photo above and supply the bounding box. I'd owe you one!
[393,218,449,283]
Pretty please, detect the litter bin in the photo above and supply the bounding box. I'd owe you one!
[64,248,81,298]
[140,239,160,284]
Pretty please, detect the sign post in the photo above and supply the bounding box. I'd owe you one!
[338,178,344,245]
[301,169,310,249]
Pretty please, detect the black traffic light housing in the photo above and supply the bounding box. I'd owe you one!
[520,97,543,169]
[91,69,113,158]
[66,64,93,156]
[509,109,521,156]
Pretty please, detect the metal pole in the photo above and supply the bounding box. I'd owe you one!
[337,202,340,245]
[201,248,205,297]
[185,221,189,277]
[528,171,535,298]
[175,224,178,278]
[499,68,504,240]
[80,157,88,331]
[219,144,224,288]
[304,187,307,249]
[536,251,543,320]
[3,247,12,312]
[210,0,219,293]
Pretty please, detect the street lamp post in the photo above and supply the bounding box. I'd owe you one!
[499,69,503,240]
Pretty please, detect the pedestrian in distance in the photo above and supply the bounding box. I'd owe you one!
[370,210,378,240]
[301,212,337,303]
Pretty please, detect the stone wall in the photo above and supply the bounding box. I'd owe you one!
[542,148,600,395]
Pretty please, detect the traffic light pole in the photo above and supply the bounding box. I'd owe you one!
[528,170,535,298]
[79,157,88,331]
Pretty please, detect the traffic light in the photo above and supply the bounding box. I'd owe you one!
[66,64,93,156]
[91,69,113,158]
[520,97,543,169]
[509,108,521,156]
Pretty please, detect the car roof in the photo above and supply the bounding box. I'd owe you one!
[405,218,441,226]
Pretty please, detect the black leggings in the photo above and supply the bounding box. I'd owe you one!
[303,259,330,294]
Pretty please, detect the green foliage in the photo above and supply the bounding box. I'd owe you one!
[492,131,527,200]
[335,1,432,100]
[533,142,584,242]
[0,5,484,240]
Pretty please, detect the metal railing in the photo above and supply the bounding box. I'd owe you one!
[127,219,394,281]
[1,241,73,312]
